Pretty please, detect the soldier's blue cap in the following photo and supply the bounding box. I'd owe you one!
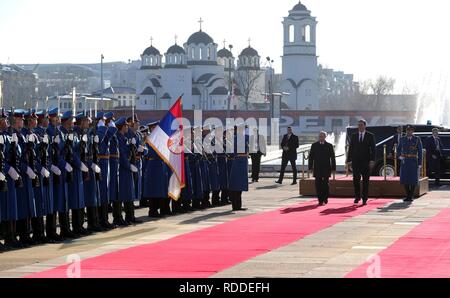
[24,109,38,119]
[48,107,59,117]
[115,117,127,127]
[75,112,88,121]
[13,109,26,118]
[61,110,73,121]
[96,111,105,120]
[104,112,114,120]
[35,110,47,119]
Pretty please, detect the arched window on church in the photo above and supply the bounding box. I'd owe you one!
[302,25,311,43]
[149,57,153,65]
[199,47,203,60]
[191,48,195,59]
[207,47,211,60]
[289,24,295,43]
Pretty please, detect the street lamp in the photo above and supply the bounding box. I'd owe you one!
[100,54,104,111]
[266,56,275,119]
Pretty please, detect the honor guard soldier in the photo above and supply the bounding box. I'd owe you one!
[398,125,423,202]
[35,109,59,242]
[228,124,249,211]
[200,127,212,209]
[426,128,445,187]
[1,109,21,249]
[126,115,145,207]
[143,121,169,218]
[190,127,204,210]
[75,112,102,233]
[23,110,48,243]
[95,112,116,230]
[116,117,142,224]
[179,127,195,213]
[206,126,221,207]
[216,128,229,206]
[11,109,37,246]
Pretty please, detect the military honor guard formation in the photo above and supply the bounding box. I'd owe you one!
[0,103,251,252]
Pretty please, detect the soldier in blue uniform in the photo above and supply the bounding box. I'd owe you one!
[10,110,37,246]
[190,127,204,210]
[200,127,212,209]
[34,110,59,242]
[0,109,21,249]
[398,125,423,203]
[228,124,249,211]
[23,110,48,243]
[46,108,67,240]
[143,121,169,218]
[426,128,445,187]
[126,115,145,208]
[95,112,116,230]
[117,117,142,224]
[179,128,195,213]
[217,128,230,206]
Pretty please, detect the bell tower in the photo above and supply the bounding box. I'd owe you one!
[281,1,318,110]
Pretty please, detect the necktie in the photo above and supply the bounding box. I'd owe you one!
[359,133,363,143]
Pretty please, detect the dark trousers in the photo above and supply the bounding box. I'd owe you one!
[315,176,330,204]
[404,185,417,200]
[250,153,262,181]
[428,159,442,185]
[279,158,297,183]
[353,164,370,201]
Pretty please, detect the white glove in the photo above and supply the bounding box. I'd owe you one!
[0,172,6,182]
[98,119,106,127]
[82,134,88,142]
[68,133,74,141]
[43,134,49,144]
[131,138,137,145]
[65,163,73,173]
[91,163,101,174]
[8,167,20,181]
[81,162,89,173]
[138,145,145,153]
[51,165,61,176]
[94,135,99,143]
[26,167,37,180]
[11,133,18,143]
[108,121,116,128]
[40,168,50,178]
[0,136,4,145]
[54,135,60,144]
[28,134,35,143]
[130,165,138,173]
[399,156,405,161]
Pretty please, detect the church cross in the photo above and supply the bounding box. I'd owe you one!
[198,17,204,31]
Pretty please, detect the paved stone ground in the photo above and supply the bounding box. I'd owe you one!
[0,178,449,278]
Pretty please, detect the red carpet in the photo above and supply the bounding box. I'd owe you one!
[347,208,450,278]
[28,199,393,278]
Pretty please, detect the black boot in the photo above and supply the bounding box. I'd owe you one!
[73,209,90,236]
[160,198,172,216]
[220,190,230,205]
[182,200,193,212]
[59,212,76,239]
[171,199,182,214]
[46,213,63,242]
[148,198,161,218]
[112,201,127,226]
[98,203,115,230]
[125,201,142,224]
[87,207,103,232]
[202,192,212,209]
[192,199,201,210]
[3,221,22,249]
[31,217,47,244]
[212,191,221,207]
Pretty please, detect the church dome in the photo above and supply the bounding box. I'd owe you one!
[167,44,185,55]
[143,45,161,56]
[187,30,214,45]
[218,47,233,58]
[292,1,307,11]
[240,46,259,57]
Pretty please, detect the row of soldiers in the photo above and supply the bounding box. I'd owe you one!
[0,108,249,251]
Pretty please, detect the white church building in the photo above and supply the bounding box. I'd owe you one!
[135,1,320,111]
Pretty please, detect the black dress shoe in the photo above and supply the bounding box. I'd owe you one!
[324,199,329,205]
[362,200,368,206]
[403,198,413,203]
[291,181,297,185]
[318,202,324,206]
[275,180,282,185]
[148,211,162,218]
[233,208,248,211]
[113,219,129,227]
[354,198,361,204]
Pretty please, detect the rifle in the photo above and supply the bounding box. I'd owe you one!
[129,134,138,184]
[0,136,8,192]
[63,130,74,183]
[92,125,102,181]
[8,131,24,188]
[38,134,50,187]
[79,131,90,182]
[25,133,40,188]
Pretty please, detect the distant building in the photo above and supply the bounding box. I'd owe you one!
[0,64,37,108]
[93,86,137,108]
[37,94,116,114]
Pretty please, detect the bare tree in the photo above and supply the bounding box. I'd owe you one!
[235,68,264,110]
[361,76,395,109]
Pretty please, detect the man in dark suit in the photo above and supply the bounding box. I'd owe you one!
[308,132,336,206]
[249,128,267,182]
[346,120,376,205]
[426,128,445,187]
[276,127,299,185]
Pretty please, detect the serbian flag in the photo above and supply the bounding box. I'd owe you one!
[147,96,185,200]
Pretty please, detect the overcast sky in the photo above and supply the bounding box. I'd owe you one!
[0,0,449,90]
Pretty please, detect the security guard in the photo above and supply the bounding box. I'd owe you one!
[143,121,169,218]
[117,117,142,224]
[398,125,423,202]
[228,124,249,211]
[95,112,116,230]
